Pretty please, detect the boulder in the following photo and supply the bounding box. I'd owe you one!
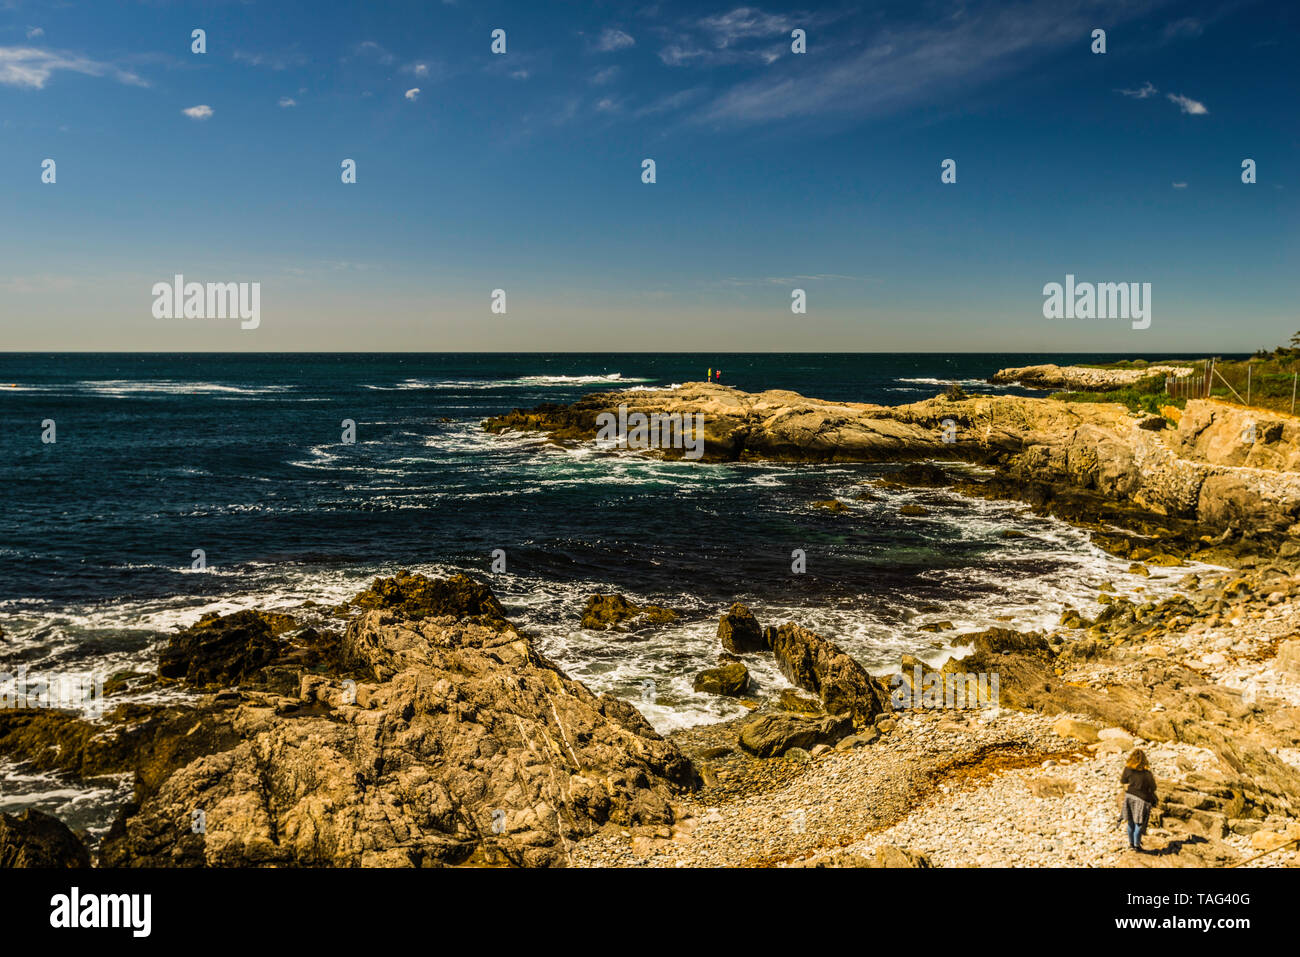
[769,624,889,728]
[157,609,293,690]
[693,661,750,697]
[580,593,677,631]
[834,730,879,750]
[738,712,852,758]
[1097,727,1137,749]
[0,809,91,868]
[1052,717,1100,744]
[718,603,767,653]
[1249,825,1300,852]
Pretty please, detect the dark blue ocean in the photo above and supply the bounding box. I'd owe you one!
[2,353,1213,825]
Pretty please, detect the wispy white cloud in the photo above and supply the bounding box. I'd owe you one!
[591,66,620,85]
[0,45,148,89]
[657,6,807,67]
[404,87,420,101]
[690,1,1167,125]
[698,7,793,48]
[1172,181,1188,189]
[278,96,296,108]
[659,43,710,66]
[1166,92,1208,114]
[182,104,213,119]
[25,26,43,39]
[596,28,636,52]
[1116,81,1158,99]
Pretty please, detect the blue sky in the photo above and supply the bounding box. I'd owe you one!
[0,0,1295,351]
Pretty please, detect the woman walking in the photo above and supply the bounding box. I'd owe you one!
[1120,749,1158,852]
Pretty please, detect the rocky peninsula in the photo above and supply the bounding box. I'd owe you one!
[485,382,1300,551]
[989,363,1196,391]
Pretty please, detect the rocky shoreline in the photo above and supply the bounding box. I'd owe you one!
[3,384,1299,868]
[989,363,1196,391]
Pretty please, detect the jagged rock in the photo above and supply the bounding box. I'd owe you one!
[693,662,750,697]
[100,608,697,868]
[718,603,767,653]
[737,712,852,758]
[0,809,91,867]
[348,571,508,627]
[769,624,890,728]
[157,610,295,689]
[812,499,848,513]
[580,593,677,632]
[0,702,251,809]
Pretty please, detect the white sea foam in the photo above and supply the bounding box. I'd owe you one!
[363,373,651,391]
[2,380,298,398]
[895,377,1013,388]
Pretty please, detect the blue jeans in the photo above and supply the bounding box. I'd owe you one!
[1128,821,1144,848]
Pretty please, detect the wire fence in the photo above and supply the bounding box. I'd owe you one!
[1164,374,1206,400]
[1166,360,1300,416]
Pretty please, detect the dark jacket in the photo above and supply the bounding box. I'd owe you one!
[1122,767,1157,805]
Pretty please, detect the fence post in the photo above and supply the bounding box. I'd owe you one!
[1292,372,1297,416]
[1247,364,1252,405]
